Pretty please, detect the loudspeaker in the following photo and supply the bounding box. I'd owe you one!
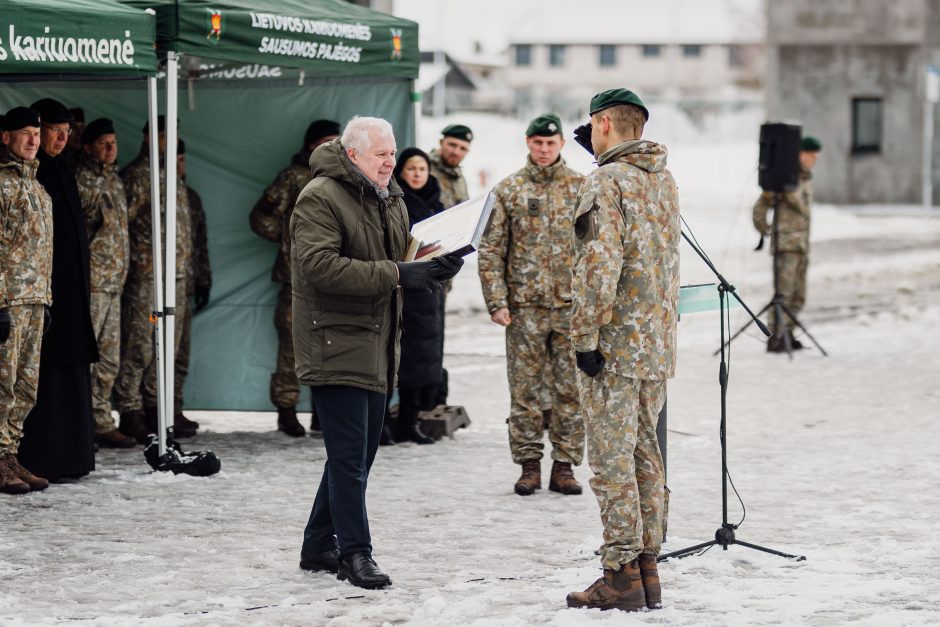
[758,122,801,192]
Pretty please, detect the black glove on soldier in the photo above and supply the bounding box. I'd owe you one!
[396,254,465,291]
[194,286,210,311]
[573,123,594,156]
[43,305,52,336]
[0,308,10,344]
[576,349,606,378]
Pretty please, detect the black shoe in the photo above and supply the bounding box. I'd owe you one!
[379,424,396,446]
[337,552,391,589]
[299,549,340,573]
[396,423,435,445]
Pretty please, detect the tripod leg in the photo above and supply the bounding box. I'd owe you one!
[657,540,718,562]
[715,301,773,356]
[733,538,806,561]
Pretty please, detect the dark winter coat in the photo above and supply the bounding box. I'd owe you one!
[290,140,411,394]
[396,172,446,387]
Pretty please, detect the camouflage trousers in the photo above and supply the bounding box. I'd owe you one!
[113,277,188,414]
[505,306,584,465]
[89,291,121,433]
[769,251,808,334]
[270,283,300,409]
[577,369,666,568]
[0,305,44,455]
[141,282,191,413]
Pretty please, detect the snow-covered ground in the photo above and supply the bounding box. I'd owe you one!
[2,111,940,625]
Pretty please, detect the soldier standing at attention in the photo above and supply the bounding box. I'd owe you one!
[250,119,340,437]
[565,89,679,612]
[0,107,54,494]
[74,118,135,449]
[428,124,471,209]
[477,114,585,497]
[113,116,195,441]
[752,136,821,352]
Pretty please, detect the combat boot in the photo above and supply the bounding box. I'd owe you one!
[95,429,137,449]
[548,461,582,495]
[6,455,49,491]
[118,409,150,445]
[277,407,305,437]
[176,412,200,430]
[173,414,197,439]
[514,459,541,496]
[637,554,662,609]
[0,454,30,494]
[566,559,646,612]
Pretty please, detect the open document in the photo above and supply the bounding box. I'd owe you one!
[405,192,497,261]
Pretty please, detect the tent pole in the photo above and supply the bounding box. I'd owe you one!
[411,80,422,148]
[164,51,179,448]
[147,75,167,457]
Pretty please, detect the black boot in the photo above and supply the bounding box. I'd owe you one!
[379,423,396,446]
[118,409,150,445]
[397,422,435,445]
[299,549,340,573]
[337,552,391,589]
[277,407,305,437]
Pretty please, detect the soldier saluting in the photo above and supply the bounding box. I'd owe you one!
[566,89,680,612]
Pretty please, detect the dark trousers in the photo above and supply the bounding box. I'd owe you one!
[302,385,386,558]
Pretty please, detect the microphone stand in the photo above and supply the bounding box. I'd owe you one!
[658,229,805,562]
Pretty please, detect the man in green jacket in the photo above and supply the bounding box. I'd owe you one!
[290,116,462,590]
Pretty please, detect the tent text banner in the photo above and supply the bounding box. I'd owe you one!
[0,0,157,76]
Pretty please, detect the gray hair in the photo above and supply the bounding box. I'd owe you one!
[341,116,395,155]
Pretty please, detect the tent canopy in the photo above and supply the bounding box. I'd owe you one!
[121,0,419,79]
[0,0,158,76]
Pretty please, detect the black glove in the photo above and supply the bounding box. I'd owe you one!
[576,349,606,378]
[573,123,594,156]
[396,254,465,291]
[0,308,10,344]
[43,305,52,336]
[194,285,210,312]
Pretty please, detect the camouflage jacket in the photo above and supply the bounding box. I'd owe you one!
[752,169,812,253]
[428,148,469,209]
[249,150,311,283]
[120,147,192,285]
[478,157,584,312]
[571,140,680,381]
[0,152,54,307]
[74,153,129,294]
[186,184,211,291]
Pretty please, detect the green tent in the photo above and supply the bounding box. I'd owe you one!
[0,1,420,414]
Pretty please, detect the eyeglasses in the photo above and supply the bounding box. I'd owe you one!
[42,123,72,137]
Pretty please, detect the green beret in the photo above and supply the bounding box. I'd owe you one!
[441,124,473,143]
[801,136,822,152]
[526,113,562,137]
[589,88,649,121]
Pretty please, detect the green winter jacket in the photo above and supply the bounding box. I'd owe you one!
[289,139,411,394]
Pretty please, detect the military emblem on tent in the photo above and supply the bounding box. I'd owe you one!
[206,9,224,43]
[390,28,403,61]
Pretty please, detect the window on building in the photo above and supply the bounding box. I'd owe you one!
[852,97,882,153]
[515,44,531,67]
[682,44,702,58]
[599,45,616,67]
[549,44,566,67]
[642,44,661,58]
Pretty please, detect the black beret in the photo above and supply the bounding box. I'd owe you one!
[2,106,41,131]
[305,119,340,146]
[526,113,563,137]
[801,136,822,152]
[441,124,473,143]
[178,139,186,155]
[142,115,167,134]
[81,118,116,145]
[30,98,74,124]
[589,88,649,121]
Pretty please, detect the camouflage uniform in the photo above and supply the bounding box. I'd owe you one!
[113,148,192,414]
[570,139,680,569]
[175,184,211,408]
[249,151,310,409]
[0,153,53,455]
[478,157,585,465]
[428,148,469,209]
[752,169,812,334]
[74,152,129,434]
